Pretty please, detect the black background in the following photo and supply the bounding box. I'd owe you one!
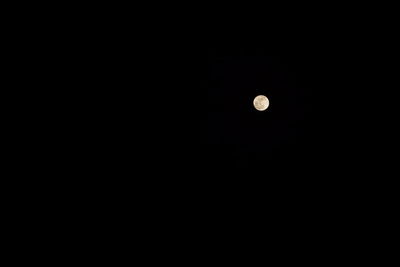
[205,38,396,190]
[203,38,399,218]
[207,46,319,174]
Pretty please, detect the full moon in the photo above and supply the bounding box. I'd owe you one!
[253,95,269,111]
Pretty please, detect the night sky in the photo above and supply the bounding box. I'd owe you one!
[204,38,394,207]
[207,47,317,172]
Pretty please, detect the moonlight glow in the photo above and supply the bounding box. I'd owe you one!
[253,95,269,111]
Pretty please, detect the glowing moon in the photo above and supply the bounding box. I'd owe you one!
[253,95,269,111]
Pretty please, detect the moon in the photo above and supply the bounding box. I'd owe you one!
[253,95,269,111]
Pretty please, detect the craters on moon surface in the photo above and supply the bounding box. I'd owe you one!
[253,95,269,111]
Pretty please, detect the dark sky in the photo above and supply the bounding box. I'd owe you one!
[207,47,317,171]
[204,40,396,207]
